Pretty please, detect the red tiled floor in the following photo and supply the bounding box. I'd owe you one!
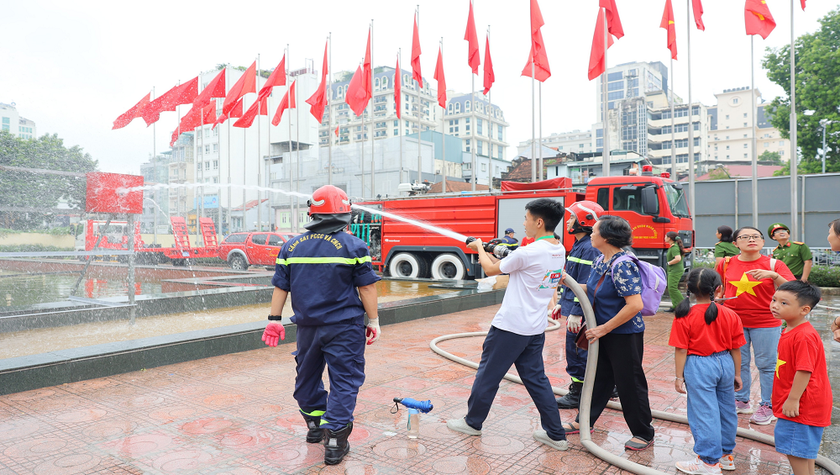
[0,305,827,474]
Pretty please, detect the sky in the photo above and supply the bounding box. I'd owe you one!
[2,0,838,175]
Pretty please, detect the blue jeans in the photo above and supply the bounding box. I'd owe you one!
[685,351,738,465]
[735,326,781,407]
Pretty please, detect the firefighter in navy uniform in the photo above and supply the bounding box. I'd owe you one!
[499,228,520,250]
[261,185,381,466]
[552,201,603,409]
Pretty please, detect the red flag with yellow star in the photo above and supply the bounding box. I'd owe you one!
[716,256,794,328]
[745,0,776,39]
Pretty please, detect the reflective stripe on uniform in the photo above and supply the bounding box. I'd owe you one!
[276,256,372,265]
[567,256,593,265]
[300,409,326,417]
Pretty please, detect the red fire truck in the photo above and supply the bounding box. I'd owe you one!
[353,176,693,280]
[75,216,219,265]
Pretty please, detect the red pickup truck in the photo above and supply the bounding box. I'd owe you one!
[218,232,292,270]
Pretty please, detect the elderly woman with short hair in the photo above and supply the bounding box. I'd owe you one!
[562,215,655,451]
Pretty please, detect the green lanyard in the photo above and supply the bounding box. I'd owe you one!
[535,235,555,242]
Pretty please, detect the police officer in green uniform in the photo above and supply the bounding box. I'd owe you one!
[768,223,812,281]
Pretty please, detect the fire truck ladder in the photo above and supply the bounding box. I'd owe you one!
[198,218,218,248]
[170,217,192,252]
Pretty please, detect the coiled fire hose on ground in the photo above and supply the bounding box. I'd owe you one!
[429,275,840,475]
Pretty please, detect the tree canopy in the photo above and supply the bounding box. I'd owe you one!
[763,7,840,174]
[0,131,98,229]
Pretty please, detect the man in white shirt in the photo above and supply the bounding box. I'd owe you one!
[447,198,570,451]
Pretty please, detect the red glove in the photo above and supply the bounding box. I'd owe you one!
[262,322,285,347]
[550,305,563,321]
[366,318,380,345]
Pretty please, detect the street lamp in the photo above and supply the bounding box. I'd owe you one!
[819,119,835,174]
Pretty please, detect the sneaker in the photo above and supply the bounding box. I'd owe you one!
[735,400,753,414]
[676,457,722,475]
[446,418,482,436]
[719,454,735,471]
[749,404,776,425]
[533,430,569,451]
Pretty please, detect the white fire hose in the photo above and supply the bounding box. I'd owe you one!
[429,275,840,475]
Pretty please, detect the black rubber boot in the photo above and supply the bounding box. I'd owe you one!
[301,413,325,444]
[610,386,620,400]
[324,422,353,465]
[556,382,583,409]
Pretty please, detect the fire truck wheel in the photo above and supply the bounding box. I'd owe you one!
[389,253,423,278]
[229,254,249,271]
[431,254,466,281]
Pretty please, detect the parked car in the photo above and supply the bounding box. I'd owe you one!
[218,232,288,270]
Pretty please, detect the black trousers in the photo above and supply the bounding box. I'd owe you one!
[465,326,566,441]
[577,331,655,441]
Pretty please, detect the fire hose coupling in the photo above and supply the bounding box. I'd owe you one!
[465,237,513,259]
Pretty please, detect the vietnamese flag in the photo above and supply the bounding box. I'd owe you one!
[433,46,446,108]
[394,57,402,119]
[222,62,256,116]
[233,96,269,128]
[588,8,615,81]
[411,13,422,84]
[142,77,198,125]
[170,105,203,145]
[661,0,677,60]
[600,0,625,39]
[346,65,370,117]
[306,42,330,123]
[258,55,286,101]
[521,0,550,82]
[483,35,495,95]
[692,0,705,31]
[464,0,480,74]
[363,30,373,104]
[194,69,226,109]
[745,0,776,39]
[335,125,340,137]
[201,102,216,125]
[112,93,150,130]
[272,80,296,126]
[212,99,243,129]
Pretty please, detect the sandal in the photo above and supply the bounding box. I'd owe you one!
[562,422,594,435]
[624,437,653,451]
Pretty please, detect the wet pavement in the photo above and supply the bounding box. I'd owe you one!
[0,303,838,474]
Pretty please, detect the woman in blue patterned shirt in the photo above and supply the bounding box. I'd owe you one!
[561,216,655,451]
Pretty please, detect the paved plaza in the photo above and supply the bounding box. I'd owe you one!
[0,304,837,474]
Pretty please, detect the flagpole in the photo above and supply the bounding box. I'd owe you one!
[287,45,293,233]
[328,33,333,186]
[789,0,798,240]
[399,49,403,185]
[538,81,543,181]
[227,74,232,233]
[152,86,158,246]
[361,57,366,199]
[601,10,610,178]
[295,69,301,232]
[257,54,262,232]
[417,5,422,185]
[442,37,447,194]
[370,20,376,198]
[470,30,476,189]
[670,57,676,179]
[487,26,493,192]
[751,36,758,227]
[687,0,695,233]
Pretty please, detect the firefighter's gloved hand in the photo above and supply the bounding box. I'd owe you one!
[566,315,583,333]
[262,322,285,347]
[550,305,563,321]
[366,318,381,345]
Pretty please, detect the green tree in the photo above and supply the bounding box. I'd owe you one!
[0,131,98,229]
[759,150,783,165]
[707,167,731,180]
[762,7,840,175]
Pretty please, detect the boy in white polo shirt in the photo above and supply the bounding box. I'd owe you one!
[447,198,569,451]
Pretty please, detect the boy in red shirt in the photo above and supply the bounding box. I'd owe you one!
[770,280,831,475]
[670,268,746,474]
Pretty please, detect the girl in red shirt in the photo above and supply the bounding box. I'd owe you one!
[670,268,747,474]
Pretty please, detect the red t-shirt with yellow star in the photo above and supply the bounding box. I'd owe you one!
[772,322,832,427]
[715,255,794,328]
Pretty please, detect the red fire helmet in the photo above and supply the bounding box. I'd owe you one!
[567,200,604,229]
[308,185,352,215]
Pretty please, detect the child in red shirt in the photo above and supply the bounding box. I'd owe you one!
[770,281,831,475]
[670,268,746,474]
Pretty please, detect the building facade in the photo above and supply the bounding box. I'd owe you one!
[444,93,508,161]
[518,129,593,156]
[0,102,36,139]
[706,87,790,171]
